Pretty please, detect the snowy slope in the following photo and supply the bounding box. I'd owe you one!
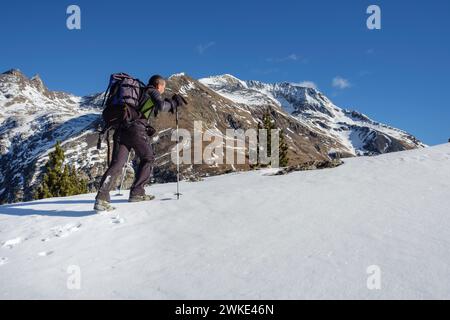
[1,144,449,299]
[200,74,426,156]
[0,69,104,203]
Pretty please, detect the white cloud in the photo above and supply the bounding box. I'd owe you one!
[286,54,299,61]
[332,76,351,89]
[196,41,215,54]
[266,54,302,63]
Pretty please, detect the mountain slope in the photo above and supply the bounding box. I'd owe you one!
[0,70,345,204]
[0,69,104,203]
[0,70,425,204]
[200,74,425,156]
[0,144,449,299]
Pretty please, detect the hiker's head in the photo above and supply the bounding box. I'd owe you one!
[148,75,166,94]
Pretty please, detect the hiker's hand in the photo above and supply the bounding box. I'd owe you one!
[172,94,187,108]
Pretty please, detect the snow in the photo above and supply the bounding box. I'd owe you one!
[169,72,186,78]
[1,144,450,299]
[199,74,426,156]
[0,71,104,199]
[1,237,22,248]
[199,75,277,107]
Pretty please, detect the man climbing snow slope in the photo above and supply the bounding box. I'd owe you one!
[94,74,187,212]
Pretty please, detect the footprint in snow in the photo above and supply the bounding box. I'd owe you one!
[40,223,82,242]
[0,257,9,266]
[38,251,54,257]
[1,237,22,249]
[111,216,125,225]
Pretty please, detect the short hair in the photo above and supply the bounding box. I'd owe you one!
[148,74,165,87]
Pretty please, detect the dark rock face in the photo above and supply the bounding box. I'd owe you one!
[363,131,406,154]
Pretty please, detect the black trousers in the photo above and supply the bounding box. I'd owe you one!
[96,123,155,202]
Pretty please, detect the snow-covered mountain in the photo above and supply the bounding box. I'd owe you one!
[0,69,425,204]
[200,74,425,156]
[0,69,105,203]
[1,144,449,299]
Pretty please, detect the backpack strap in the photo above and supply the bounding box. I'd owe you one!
[140,97,155,119]
[106,129,111,166]
[100,80,113,108]
[96,125,115,150]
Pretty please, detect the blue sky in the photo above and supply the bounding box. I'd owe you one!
[1,0,449,145]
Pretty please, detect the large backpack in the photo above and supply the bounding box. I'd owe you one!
[97,73,148,165]
[101,73,145,129]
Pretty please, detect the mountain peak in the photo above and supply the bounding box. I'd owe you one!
[2,68,27,78]
[200,74,248,89]
[287,81,319,91]
[30,74,42,81]
[217,74,247,84]
[205,75,320,93]
[168,72,186,79]
[30,74,47,93]
[220,74,241,80]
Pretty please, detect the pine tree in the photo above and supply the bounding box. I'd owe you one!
[262,111,275,158]
[255,110,290,168]
[70,165,88,194]
[250,122,263,169]
[279,129,289,167]
[34,142,87,199]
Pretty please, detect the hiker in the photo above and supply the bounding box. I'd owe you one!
[94,74,187,212]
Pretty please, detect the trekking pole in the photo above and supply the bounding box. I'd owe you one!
[117,153,131,196]
[175,105,181,200]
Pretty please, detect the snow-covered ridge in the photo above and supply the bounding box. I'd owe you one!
[168,72,186,79]
[200,74,426,155]
[0,69,103,203]
[0,69,102,153]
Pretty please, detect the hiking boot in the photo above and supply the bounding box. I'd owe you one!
[128,194,155,203]
[94,199,116,212]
